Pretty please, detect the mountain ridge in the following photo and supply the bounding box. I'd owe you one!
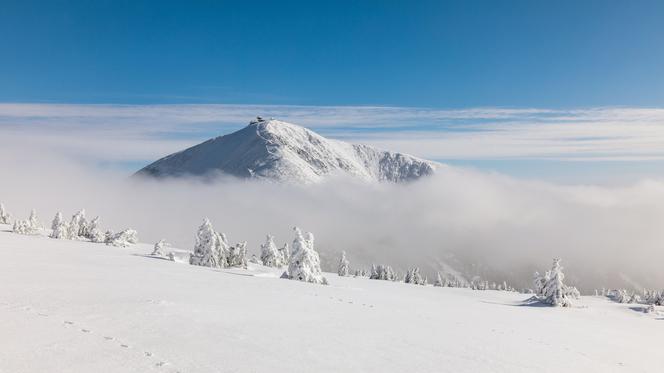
[135,117,438,183]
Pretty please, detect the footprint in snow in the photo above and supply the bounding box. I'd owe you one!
[64,321,74,325]
[144,351,153,357]
[81,329,91,333]
[104,336,114,341]
[155,361,168,367]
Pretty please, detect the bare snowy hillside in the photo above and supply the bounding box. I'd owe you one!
[1,225,662,373]
[135,117,437,183]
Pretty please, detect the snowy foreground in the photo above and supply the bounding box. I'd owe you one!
[0,226,661,373]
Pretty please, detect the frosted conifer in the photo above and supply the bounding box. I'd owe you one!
[282,227,327,285]
[260,234,282,267]
[337,251,350,277]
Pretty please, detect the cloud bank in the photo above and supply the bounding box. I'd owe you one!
[2,103,664,291]
[1,145,664,292]
[3,104,664,168]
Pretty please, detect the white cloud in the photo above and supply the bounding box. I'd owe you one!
[3,103,664,290]
[2,104,664,165]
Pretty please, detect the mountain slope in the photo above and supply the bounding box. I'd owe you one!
[135,118,437,183]
[2,226,663,373]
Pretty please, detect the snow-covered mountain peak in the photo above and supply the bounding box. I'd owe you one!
[136,117,438,183]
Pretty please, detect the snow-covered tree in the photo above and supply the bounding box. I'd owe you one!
[104,230,115,244]
[337,251,350,277]
[84,216,105,242]
[533,271,548,296]
[28,209,41,229]
[404,267,425,285]
[370,264,398,281]
[49,212,70,239]
[0,203,11,224]
[278,243,290,265]
[51,212,64,231]
[68,209,87,240]
[227,241,248,268]
[539,258,579,307]
[106,229,138,247]
[260,234,282,267]
[13,209,41,235]
[189,218,226,268]
[151,239,168,257]
[282,227,327,285]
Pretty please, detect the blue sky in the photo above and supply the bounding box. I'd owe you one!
[2,0,664,107]
[1,1,664,183]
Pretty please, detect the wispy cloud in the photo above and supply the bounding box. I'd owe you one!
[2,103,664,166]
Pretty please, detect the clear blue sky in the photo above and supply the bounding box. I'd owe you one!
[2,0,663,107]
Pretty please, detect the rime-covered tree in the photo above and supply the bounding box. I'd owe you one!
[227,241,248,268]
[106,229,139,247]
[0,203,11,224]
[51,212,64,231]
[370,264,397,281]
[28,209,41,229]
[278,243,290,265]
[404,267,425,285]
[151,239,168,256]
[539,258,579,307]
[190,218,225,268]
[282,227,327,285]
[260,234,282,267]
[13,209,41,235]
[50,212,70,239]
[533,271,548,296]
[84,216,105,243]
[68,210,87,240]
[337,251,350,277]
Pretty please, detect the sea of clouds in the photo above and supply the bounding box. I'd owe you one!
[2,104,664,291]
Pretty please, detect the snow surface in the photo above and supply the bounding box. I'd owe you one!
[135,118,437,183]
[1,225,662,373]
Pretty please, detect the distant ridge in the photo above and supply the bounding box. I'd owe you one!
[135,117,437,183]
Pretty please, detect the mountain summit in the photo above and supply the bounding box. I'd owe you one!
[135,117,437,183]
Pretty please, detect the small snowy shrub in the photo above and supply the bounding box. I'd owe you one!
[106,229,138,247]
[151,239,169,256]
[13,209,41,235]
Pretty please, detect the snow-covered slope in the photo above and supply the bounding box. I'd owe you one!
[135,118,437,183]
[1,226,662,373]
